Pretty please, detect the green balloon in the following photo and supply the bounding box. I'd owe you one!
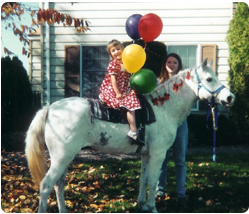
[130,69,157,94]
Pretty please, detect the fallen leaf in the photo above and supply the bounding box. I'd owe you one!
[19,195,26,200]
[77,163,84,168]
[90,204,99,209]
[206,199,214,206]
[189,162,194,167]
[127,187,135,191]
[225,191,233,195]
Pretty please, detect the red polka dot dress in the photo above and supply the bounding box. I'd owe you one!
[99,59,141,111]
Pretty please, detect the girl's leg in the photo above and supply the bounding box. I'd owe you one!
[127,110,144,146]
[127,110,136,132]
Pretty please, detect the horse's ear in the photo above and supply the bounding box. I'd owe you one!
[201,58,208,69]
[208,60,213,67]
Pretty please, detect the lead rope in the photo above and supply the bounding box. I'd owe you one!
[206,96,219,162]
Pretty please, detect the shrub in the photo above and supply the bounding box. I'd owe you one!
[187,114,238,148]
[1,56,33,151]
[226,2,249,144]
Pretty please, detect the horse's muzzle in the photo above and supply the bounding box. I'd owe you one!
[221,94,236,107]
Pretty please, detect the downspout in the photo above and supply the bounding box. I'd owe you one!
[80,45,82,97]
[40,2,44,105]
[45,2,50,104]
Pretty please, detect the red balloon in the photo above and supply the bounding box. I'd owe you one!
[138,13,163,42]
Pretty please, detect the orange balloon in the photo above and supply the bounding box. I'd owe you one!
[122,44,146,73]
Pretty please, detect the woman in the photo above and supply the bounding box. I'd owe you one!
[156,53,189,204]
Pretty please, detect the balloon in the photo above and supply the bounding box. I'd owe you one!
[130,69,157,94]
[125,14,142,40]
[122,44,146,74]
[138,13,163,42]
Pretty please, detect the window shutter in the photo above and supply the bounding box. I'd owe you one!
[199,44,217,111]
[201,44,217,72]
[65,45,80,97]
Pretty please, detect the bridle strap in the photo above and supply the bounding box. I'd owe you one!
[195,68,224,162]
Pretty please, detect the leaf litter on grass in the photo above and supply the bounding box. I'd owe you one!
[1,149,249,213]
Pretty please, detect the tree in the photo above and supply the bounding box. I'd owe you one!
[226,2,249,144]
[1,2,90,57]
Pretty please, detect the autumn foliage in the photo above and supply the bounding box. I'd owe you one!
[36,8,90,33]
[1,2,91,57]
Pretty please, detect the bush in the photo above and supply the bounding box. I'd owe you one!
[1,56,34,151]
[226,2,249,144]
[187,113,238,148]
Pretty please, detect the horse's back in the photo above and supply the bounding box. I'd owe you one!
[45,97,91,147]
[50,97,89,111]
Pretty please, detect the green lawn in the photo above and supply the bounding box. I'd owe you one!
[1,151,249,213]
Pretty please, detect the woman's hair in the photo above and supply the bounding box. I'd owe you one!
[107,39,124,58]
[159,53,183,83]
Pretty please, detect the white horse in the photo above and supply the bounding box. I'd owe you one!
[25,58,235,213]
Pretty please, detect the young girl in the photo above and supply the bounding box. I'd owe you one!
[99,39,142,143]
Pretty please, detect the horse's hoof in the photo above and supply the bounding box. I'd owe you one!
[138,202,149,213]
[148,206,158,213]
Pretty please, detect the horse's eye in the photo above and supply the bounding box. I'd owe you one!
[206,77,213,82]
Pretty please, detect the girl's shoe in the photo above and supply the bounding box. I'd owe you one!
[127,130,137,140]
[127,130,145,146]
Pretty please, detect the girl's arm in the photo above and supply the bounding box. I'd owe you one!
[111,75,122,99]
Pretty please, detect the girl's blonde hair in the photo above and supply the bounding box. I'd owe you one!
[107,39,124,58]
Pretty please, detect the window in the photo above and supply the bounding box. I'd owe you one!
[167,45,199,111]
[65,43,218,112]
[80,46,109,98]
[79,45,199,110]
[168,45,197,69]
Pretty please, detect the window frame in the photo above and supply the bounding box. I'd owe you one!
[80,44,109,98]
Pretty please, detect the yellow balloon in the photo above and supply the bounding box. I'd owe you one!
[122,44,146,73]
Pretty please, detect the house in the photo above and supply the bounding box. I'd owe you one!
[28,1,237,113]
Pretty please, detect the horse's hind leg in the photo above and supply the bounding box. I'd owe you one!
[54,168,68,213]
[138,154,149,212]
[38,157,73,213]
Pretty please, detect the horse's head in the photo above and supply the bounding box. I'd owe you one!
[186,58,235,107]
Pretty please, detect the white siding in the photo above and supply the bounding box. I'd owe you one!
[29,39,42,91]
[38,1,233,103]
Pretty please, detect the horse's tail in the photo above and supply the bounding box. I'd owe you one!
[25,106,49,186]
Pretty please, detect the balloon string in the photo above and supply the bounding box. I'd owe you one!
[144,42,147,50]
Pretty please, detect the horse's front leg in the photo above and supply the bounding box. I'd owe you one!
[147,151,166,213]
[138,154,149,212]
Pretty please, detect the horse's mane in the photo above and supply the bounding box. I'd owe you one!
[150,67,193,95]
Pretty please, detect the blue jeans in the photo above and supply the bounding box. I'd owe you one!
[157,119,188,198]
